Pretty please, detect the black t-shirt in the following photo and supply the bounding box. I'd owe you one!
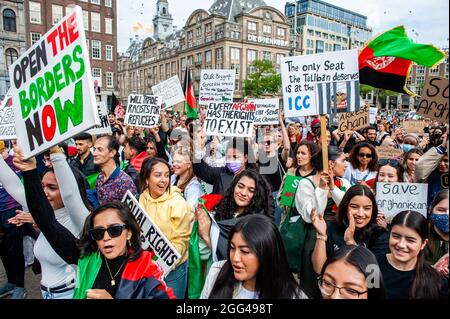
[378,254,415,299]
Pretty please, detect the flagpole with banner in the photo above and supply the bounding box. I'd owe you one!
[320,115,329,171]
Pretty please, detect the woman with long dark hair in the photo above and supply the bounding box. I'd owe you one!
[379,210,447,299]
[402,148,423,183]
[319,245,385,299]
[344,142,378,188]
[201,214,307,299]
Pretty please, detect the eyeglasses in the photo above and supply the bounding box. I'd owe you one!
[318,278,368,299]
[88,224,128,241]
[378,159,400,166]
[358,153,373,159]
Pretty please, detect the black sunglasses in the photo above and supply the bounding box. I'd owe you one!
[88,224,128,241]
[358,152,373,158]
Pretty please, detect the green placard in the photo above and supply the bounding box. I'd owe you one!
[280,175,301,206]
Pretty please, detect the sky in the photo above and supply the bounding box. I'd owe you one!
[117,0,449,53]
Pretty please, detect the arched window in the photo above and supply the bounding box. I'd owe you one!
[162,7,166,15]
[5,48,18,68]
[3,9,16,32]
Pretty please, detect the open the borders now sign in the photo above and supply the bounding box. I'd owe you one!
[9,6,98,159]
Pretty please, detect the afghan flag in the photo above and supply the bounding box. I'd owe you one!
[359,25,447,95]
[183,68,198,119]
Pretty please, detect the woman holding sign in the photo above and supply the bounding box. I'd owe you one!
[139,157,192,299]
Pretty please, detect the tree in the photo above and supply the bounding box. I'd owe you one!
[243,60,281,98]
[359,84,399,108]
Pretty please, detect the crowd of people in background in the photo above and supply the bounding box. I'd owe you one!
[0,106,448,300]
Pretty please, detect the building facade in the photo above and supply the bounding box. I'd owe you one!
[24,0,118,108]
[0,0,26,99]
[118,0,291,105]
[285,0,372,55]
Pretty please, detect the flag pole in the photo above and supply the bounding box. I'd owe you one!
[320,115,329,172]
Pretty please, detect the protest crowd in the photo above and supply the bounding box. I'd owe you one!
[0,8,448,300]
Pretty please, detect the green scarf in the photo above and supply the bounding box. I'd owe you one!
[73,252,102,299]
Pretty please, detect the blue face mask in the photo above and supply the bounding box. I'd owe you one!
[403,144,414,153]
[431,214,449,234]
[226,161,242,174]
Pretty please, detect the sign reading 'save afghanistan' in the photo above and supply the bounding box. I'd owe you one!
[0,89,16,140]
[125,94,161,128]
[205,102,255,138]
[122,191,180,276]
[9,6,99,159]
[151,76,185,109]
[199,70,235,105]
[281,50,360,118]
[416,76,449,122]
[251,99,279,125]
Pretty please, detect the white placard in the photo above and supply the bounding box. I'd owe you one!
[250,99,279,125]
[370,107,378,124]
[8,6,99,159]
[0,89,16,140]
[199,69,235,105]
[87,101,112,136]
[151,76,185,109]
[125,95,161,128]
[204,102,255,137]
[122,191,180,277]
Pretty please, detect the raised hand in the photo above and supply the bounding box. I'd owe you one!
[344,213,357,245]
[12,147,36,172]
[311,208,327,237]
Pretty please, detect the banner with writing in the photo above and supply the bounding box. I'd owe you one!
[338,104,370,134]
[205,102,255,137]
[370,107,378,124]
[281,50,360,118]
[122,191,181,276]
[8,6,98,159]
[125,95,161,128]
[87,101,112,136]
[199,70,235,105]
[376,182,428,220]
[376,146,404,160]
[151,76,185,109]
[416,76,449,123]
[0,89,16,140]
[280,175,301,206]
[402,120,426,134]
[251,99,279,125]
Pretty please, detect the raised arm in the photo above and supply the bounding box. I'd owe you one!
[0,156,28,211]
[279,111,291,164]
[414,143,446,182]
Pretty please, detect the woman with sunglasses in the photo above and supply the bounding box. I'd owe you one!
[344,142,378,188]
[310,185,389,278]
[139,157,192,299]
[318,245,385,299]
[379,210,447,299]
[402,148,423,183]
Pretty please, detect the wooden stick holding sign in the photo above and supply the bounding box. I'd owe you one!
[320,115,329,171]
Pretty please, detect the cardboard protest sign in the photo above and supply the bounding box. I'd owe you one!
[376,183,428,220]
[376,146,404,160]
[87,101,112,136]
[9,6,99,159]
[0,89,16,140]
[280,175,301,206]
[251,99,279,125]
[281,50,360,118]
[125,95,161,128]
[199,70,235,105]
[205,102,255,137]
[151,76,185,109]
[402,120,426,134]
[338,104,370,133]
[122,191,180,276]
[370,107,378,124]
[416,76,449,122]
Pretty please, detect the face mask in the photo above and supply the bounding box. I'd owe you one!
[403,144,414,153]
[431,214,449,234]
[226,161,242,174]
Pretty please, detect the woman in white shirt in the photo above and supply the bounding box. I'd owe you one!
[344,142,378,188]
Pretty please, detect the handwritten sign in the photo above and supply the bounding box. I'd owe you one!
[125,95,161,128]
[151,76,185,109]
[9,6,99,159]
[370,107,378,124]
[0,90,16,140]
[251,99,279,125]
[205,102,255,137]
[281,50,360,118]
[417,76,449,122]
[376,146,404,160]
[122,191,180,276]
[199,70,235,105]
[338,104,370,134]
[280,175,301,206]
[376,182,428,220]
[402,120,426,134]
[87,101,112,136]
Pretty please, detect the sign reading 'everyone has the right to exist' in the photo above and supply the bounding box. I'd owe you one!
[205,102,255,137]
[125,94,161,128]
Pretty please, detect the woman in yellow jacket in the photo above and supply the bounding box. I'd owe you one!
[139,157,192,299]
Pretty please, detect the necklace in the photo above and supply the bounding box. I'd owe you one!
[104,256,127,286]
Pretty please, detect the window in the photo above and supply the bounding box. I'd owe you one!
[277,27,285,38]
[231,48,240,61]
[216,48,223,60]
[106,72,114,88]
[105,18,112,34]
[231,64,240,75]
[106,45,113,61]
[205,23,212,33]
[83,11,89,30]
[92,68,101,78]
[416,75,425,85]
[92,40,101,59]
[316,40,324,53]
[263,51,271,61]
[105,0,112,7]
[205,51,212,63]
[91,12,101,32]
[235,79,240,90]
[3,9,16,32]
[248,21,257,33]
[66,6,74,15]
[429,65,439,75]
[276,54,284,66]
[196,53,202,63]
[52,5,63,25]
[416,66,425,74]
[247,50,257,63]
[90,0,100,5]
[306,49,313,54]
[263,25,272,34]
[307,39,314,48]
[29,2,41,24]
[30,33,41,45]
[5,48,18,68]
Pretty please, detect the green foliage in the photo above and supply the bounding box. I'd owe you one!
[243,60,281,98]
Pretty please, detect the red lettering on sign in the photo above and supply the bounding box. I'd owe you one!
[42,105,56,141]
